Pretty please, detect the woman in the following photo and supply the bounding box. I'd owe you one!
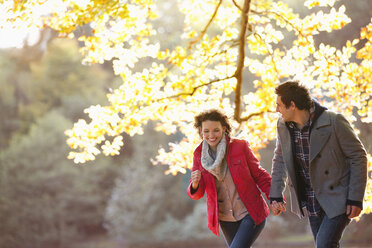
[187,109,272,247]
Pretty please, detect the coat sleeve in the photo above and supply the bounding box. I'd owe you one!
[187,151,206,200]
[334,113,367,205]
[243,140,272,200]
[269,128,288,202]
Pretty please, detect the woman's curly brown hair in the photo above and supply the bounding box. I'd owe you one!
[194,109,232,138]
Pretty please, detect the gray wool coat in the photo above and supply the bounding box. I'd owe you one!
[269,110,367,218]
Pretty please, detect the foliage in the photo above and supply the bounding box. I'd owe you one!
[0,53,18,148]
[2,0,371,215]
[104,127,194,244]
[0,40,120,248]
[0,111,120,248]
[0,37,109,149]
[20,38,109,124]
[152,202,211,242]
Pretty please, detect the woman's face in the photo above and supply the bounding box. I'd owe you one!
[201,120,226,151]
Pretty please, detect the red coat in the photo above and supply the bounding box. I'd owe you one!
[187,137,271,236]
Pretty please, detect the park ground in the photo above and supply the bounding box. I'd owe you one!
[70,234,372,248]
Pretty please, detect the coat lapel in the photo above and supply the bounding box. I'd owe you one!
[310,112,331,163]
[277,120,296,180]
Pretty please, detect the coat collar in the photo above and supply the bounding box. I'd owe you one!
[278,109,332,164]
[277,118,295,179]
[195,134,232,155]
[309,111,331,162]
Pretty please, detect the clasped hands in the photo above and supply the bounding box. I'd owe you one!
[270,200,287,216]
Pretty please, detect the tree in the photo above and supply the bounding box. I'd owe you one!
[104,126,196,245]
[0,52,19,148]
[0,39,120,248]
[18,38,110,125]
[2,0,371,214]
[0,111,120,248]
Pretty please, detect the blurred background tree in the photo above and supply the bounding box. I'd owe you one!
[0,0,371,247]
[103,125,208,246]
[0,111,118,247]
[0,39,123,247]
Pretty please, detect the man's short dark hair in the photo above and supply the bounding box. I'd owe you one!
[275,80,312,110]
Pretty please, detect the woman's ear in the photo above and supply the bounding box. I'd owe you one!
[223,126,226,133]
[198,127,202,138]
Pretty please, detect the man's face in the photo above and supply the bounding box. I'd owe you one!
[276,96,295,122]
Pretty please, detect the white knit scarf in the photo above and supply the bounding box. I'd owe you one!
[201,134,227,181]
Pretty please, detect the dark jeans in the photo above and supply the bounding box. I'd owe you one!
[219,214,265,248]
[309,209,351,248]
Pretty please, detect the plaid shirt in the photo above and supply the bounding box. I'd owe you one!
[288,104,321,216]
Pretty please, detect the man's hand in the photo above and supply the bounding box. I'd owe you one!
[191,170,201,190]
[346,205,362,219]
[270,200,287,216]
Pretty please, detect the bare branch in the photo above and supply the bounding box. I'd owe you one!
[207,40,240,60]
[188,0,223,49]
[233,0,251,123]
[155,75,235,101]
[231,0,242,11]
[239,110,275,122]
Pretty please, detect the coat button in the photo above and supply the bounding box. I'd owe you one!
[325,170,329,175]
[317,154,322,158]
[329,186,334,190]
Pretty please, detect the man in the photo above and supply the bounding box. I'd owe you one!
[269,81,367,248]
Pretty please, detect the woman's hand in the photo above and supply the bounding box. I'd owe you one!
[270,200,286,216]
[191,170,201,189]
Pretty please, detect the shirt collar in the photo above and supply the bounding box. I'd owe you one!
[288,103,315,130]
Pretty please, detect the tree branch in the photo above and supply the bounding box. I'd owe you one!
[231,0,242,11]
[156,75,235,101]
[253,32,280,80]
[188,0,223,49]
[207,40,240,60]
[239,110,274,122]
[250,9,308,40]
[233,0,251,123]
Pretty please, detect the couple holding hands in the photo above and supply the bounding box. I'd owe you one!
[187,81,367,248]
